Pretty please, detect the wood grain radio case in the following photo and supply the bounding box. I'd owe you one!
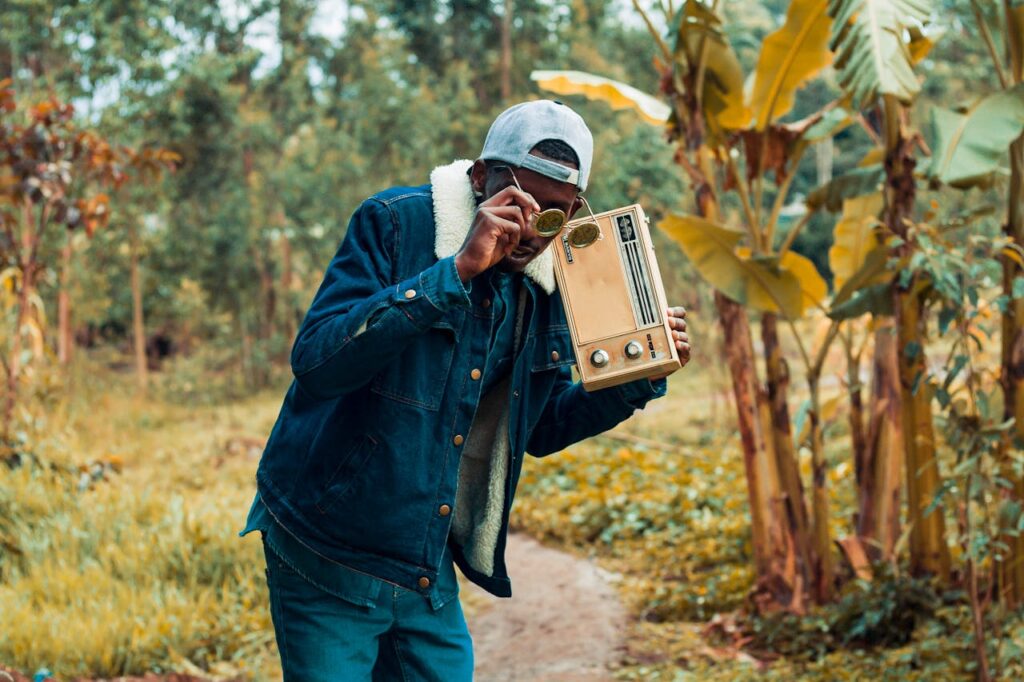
[552,204,681,391]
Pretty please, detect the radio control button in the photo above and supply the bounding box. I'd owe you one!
[590,349,610,368]
[625,341,643,359]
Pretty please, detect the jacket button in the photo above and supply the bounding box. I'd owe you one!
[404,289,416,299]
[482,298,491,308]
[470,368,482,381]
[418,576,431,589]
[513,390,520,398]
[551,350,560,361]
[439,504,451,516]
[453,434,464,446]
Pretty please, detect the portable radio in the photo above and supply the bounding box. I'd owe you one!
[551,203,681,391]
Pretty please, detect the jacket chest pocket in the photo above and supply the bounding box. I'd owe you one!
[369,311,461,411]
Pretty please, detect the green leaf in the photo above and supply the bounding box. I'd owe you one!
[928,83,1024,188]
[749,0,834,130]
[827,0,931,107]
[828,281,893,320]
[1014,276,1024,299]
[803,108,854,142]
[805,166,885,212]
[831,246,890,308]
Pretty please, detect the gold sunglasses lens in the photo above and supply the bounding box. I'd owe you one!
[567,222,600,248]
[533,209,566,237]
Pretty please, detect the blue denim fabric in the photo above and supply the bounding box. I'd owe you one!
[241,494,460,610]
[253,182,667,599]
[262,537,472,682]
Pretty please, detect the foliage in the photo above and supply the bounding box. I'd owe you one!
[0,368,281,679]
[928,83,1024,188]
[827,0,931,106]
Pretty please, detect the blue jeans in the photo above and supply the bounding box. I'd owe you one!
[263,540,474,681]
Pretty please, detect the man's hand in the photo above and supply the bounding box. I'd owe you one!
[454,186,541,282]
[652,306,690,381]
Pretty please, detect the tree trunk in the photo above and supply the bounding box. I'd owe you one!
[998,137,1024,605]
[857,319,903,561]
[57,234,72,365]
[882,95,950,580]
[500,0,513,102]
[129,223,148,394]
[718,293,802,611]
[808,374,834,601]
[846,334,867,471]
[761,312,816,598]
[280,230,296,344]
[4,201,38,442]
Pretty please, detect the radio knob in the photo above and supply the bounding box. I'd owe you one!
[590,349,610,368]
[624,341,643,360]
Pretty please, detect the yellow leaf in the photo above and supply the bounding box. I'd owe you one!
[1003,245,1024,268]
[829,193,883,291]
[737,247,827,311]
[675,0,751,131]
[661,214,819,318]
[529,70,670,125]
[907,26,941,64]
[783,249,829,311]
[749,0,833,130]
[858,148,885,167]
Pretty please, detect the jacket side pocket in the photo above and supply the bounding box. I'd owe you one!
[314,434,379,514]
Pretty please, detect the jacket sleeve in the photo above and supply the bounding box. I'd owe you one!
[525,368,667,457]
[290,197,471,401]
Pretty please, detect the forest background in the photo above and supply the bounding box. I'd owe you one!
[3,0,1024,680]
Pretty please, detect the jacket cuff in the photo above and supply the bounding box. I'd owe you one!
[615,376,667,410]
[393,257,471,329]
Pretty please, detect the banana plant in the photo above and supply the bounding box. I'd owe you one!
[535,0,851,608]
[827,0,953,582]
[928,0,1024,615]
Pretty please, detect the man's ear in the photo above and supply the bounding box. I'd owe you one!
[568,195,585,219]
[469,160,488,197]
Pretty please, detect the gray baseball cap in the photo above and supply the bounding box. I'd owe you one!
[480,100,594,192]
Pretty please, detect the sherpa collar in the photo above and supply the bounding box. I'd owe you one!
[429,159,556,295]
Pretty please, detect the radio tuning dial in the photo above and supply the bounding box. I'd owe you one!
[590,349,610,368]
[624,340,643,360]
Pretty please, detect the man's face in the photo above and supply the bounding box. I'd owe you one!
[470,153,585,273]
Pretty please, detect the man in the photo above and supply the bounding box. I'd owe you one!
[241,100,691,681]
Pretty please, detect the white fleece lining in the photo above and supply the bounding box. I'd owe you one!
[429,159,556,295]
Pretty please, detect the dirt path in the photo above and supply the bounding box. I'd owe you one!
[465,533,626,682]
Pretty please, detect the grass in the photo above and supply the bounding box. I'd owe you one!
[3,349,1022,680]
[0,359,283,680]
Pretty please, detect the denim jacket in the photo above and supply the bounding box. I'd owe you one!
[254,160,666,598]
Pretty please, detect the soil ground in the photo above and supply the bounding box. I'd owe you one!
[467,533,626,681]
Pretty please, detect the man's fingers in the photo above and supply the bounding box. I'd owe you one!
[485,205,528,232]
[673,331,688,344]
[677,341,691,365]
[667,306,687,319]
[668,316,687,333]
[487,185,541,216]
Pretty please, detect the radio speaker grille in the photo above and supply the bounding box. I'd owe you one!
[615,213,660,327]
